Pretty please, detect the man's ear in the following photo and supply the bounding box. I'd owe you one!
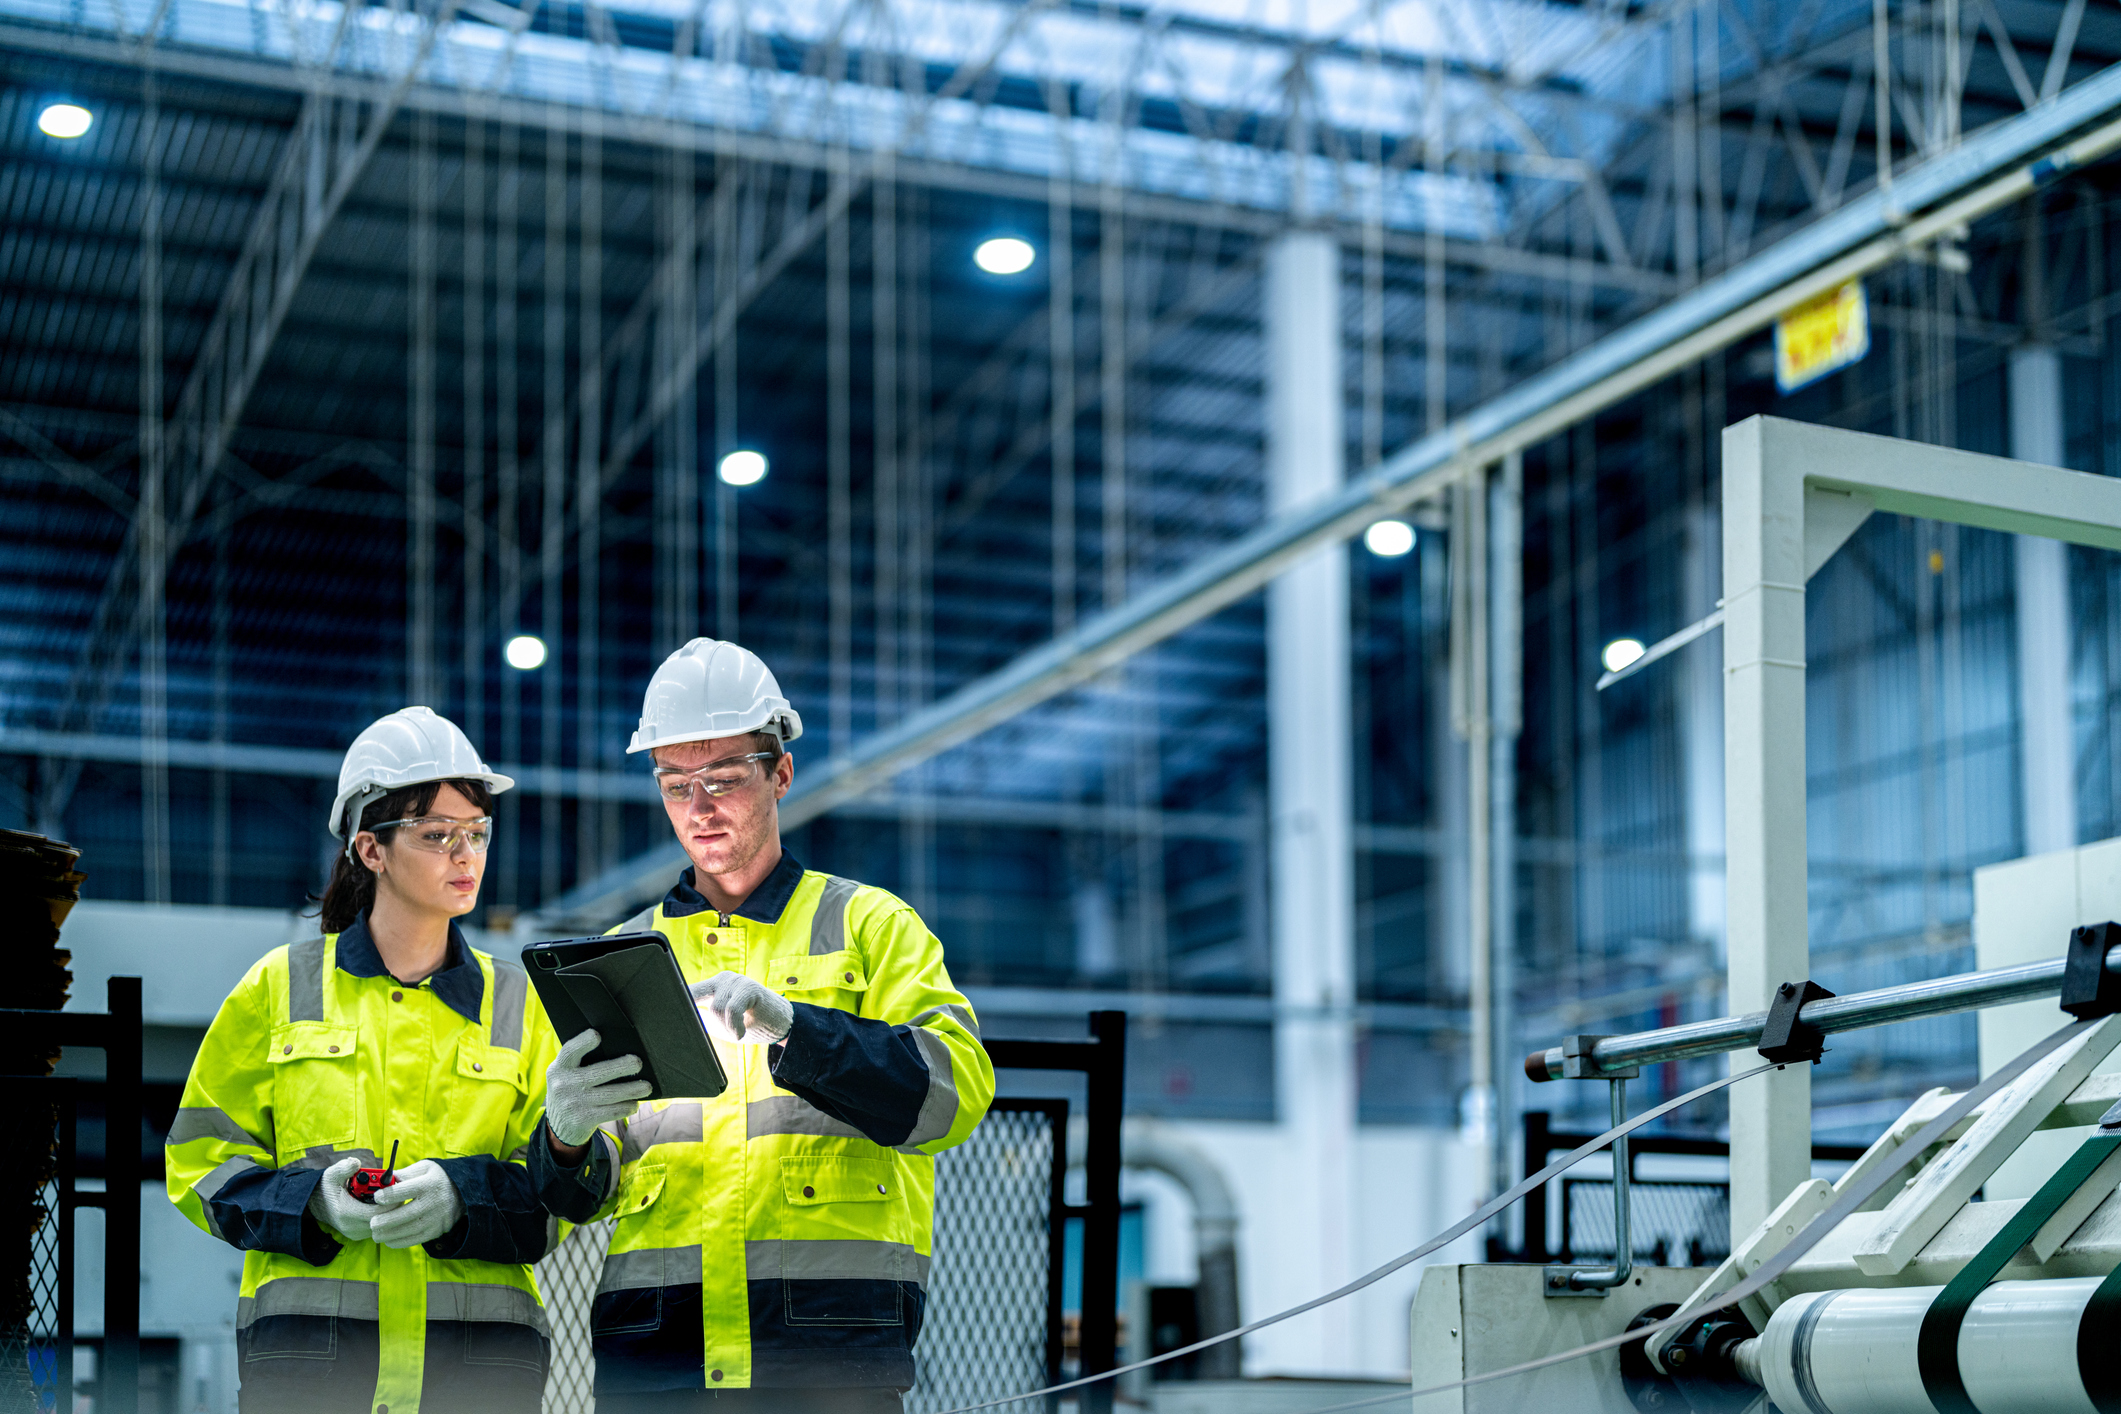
[773,751,794,800]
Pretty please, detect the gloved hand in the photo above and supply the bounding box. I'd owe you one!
[307,1156,375,1244]
[545,1029,653,1148]
[367,1160,465,1249]
[690,971,794,1045]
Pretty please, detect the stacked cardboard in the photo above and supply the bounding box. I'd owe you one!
[0,827,81,1046]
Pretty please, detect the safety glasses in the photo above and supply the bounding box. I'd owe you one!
[364,816,495,854]
[652,752,779,804]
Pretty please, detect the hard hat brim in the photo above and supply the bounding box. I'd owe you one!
[626,707,803,755]
[328,769,516,840]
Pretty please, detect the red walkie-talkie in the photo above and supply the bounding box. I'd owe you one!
[349,1141,399,1204]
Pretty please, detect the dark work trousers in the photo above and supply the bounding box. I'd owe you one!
[595,1388,905,1414]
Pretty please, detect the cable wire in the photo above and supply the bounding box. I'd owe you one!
[937,1057,1783,1413]
[1282,1013,2100,1414]
[939,1013,2094,1414]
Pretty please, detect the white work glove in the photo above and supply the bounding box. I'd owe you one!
[545,1029,654,1148]
[307,1156,375,1245]
[690,971,794,1045]
[367,1160,465,1249]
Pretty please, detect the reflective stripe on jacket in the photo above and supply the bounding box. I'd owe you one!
[167,918,565,1414]
[528,852,994,1394]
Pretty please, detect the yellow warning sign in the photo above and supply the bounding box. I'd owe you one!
[1774,278,1870,393]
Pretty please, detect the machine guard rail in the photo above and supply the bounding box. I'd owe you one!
[1527,948,2121,1082]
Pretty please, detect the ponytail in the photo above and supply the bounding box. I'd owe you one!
[312,777,495,933]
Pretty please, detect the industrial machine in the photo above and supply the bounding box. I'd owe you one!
[1410,419,2121,1414]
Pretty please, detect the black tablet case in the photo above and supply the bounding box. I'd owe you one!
[525,932,728,1100]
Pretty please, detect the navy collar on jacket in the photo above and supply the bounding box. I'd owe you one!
[335,914,484,1025]
[661,849,806,925]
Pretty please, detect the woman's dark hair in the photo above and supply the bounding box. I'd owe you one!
[312,777,494,933]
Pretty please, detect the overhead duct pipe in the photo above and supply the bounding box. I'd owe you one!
[533,60,2121,931]
[1118,1120,1243,1379]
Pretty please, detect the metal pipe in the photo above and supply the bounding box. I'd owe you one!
[1526,952,2119,1082]
[533,59,2121,932]
[1565,1078,1633,1291]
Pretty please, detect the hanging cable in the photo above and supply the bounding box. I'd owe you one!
[1277,1013,2102,1414]
[938,1059,1781,1413]
[943,1012,2095,1414]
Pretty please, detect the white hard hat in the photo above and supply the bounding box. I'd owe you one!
[627,638,804,755]
[328,706,515,842]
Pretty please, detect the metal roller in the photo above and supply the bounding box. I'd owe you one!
[1752,1279,2106,1414]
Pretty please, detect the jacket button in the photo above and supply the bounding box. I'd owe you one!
[281,1045,292,1055]
[844,972,855,983]
[391,990,403,1002]
[327,1045,339,1054]
[377,1406,389,1414]
[706,933,718,946]
[802,1185,814,1198]
[877,1184,887,1194]
[472,1061,484,1073]
[786,976,800,986]
[710,1370,724,1382]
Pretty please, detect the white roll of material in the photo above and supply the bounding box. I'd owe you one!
[1758,1279,2104,1414]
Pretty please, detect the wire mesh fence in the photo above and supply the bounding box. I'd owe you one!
[906,1100,1063,1414]
[537,1216,613,1414]
[533,1099,1064,1414]
[1562,1178,1731,1268]
[0,1087,65,1414]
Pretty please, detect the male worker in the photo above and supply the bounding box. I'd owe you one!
[527,637,994,1413]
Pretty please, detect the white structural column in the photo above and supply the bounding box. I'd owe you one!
[1265,229,1358,1374]
[1683,506,1726,955]
[2010,346,2077,857]
[1721,419,1811,1240]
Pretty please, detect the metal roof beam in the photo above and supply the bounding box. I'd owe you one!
[30,0,467,829]
[530,52,2121,931]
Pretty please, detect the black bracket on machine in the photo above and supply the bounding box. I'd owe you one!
[1757,980,1835,1065]
[1620,1304,1761,1414]
[2060,921,2121,1020]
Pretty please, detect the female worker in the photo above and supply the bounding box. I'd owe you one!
[167,706,566,1414]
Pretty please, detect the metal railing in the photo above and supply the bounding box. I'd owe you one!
[0,977,144,1414]
[1525,948,2121,1082]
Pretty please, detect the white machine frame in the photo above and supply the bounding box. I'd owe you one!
[1721,415,2121,1241]
[1414,422,2121,1414]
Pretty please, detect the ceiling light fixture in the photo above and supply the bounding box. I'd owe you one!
[37,104,92,139]
[1363,520,1415,557]
[974,237,1036,275]
[718,449,768,486]
[1601,638,1646,674]
[504,634,548,670]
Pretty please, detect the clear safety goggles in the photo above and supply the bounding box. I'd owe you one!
[364,816,495,854]
[653,752,779,804]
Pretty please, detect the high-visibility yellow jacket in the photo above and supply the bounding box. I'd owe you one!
[167,918,565,1414]
[527,852,993,1395]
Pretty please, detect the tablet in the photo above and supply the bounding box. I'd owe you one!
[524,932,729,1101]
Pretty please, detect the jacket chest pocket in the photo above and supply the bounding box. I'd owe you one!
[443,1039,526,1158]
[268,1024,359,1157]
[780,1155,909,1239]
[613,1166,666,1221]
[766,951,870,1013]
